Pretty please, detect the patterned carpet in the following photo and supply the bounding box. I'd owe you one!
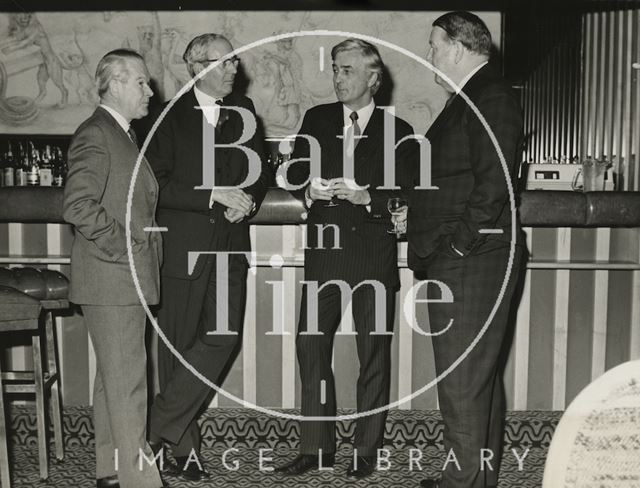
[5,406,560,487]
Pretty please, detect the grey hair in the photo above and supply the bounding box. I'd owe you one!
[95,49,144,99]
[331,38,384,95]
[183,33,229,77]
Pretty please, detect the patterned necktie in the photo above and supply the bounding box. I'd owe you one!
[127,127,138,148]
[215,100,228,130]
[349,111,361,148]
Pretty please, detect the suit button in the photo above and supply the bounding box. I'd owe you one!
[209,218,215,224]
[351,226,356,231]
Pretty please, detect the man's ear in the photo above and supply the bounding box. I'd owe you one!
[107,78,120,99]
[367,71,378,90]
[190,62,202,78]
[453,41,465,64]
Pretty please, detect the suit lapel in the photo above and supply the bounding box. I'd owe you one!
[181,90,206,140]
[426,94,459,140]
[95,107,157,193]
[354,106,383,162]
[426,64,494,140]
[325,103,345,177]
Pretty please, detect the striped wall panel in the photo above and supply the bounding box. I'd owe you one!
[1,223,639,411]
[522,5,640,191]
[521,10,582,164]
[582,7,640,191]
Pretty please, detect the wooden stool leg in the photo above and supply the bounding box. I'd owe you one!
[32,332,48,480]
[45,312,64,462]
[0,360,11,488]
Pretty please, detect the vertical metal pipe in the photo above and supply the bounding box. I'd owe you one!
[621,8,633,190]
[633,8,640,190]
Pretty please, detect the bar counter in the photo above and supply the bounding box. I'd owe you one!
[0,187,638,411]
[1,187,639,227]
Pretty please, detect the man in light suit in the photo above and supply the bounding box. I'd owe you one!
[405,12,526,488]
[63,49,163,488]
[275,39,417,479]
[146,33,270,482]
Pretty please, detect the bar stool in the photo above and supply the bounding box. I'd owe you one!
[0,267,69,486]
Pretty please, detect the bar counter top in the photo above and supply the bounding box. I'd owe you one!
[0,187,639,227]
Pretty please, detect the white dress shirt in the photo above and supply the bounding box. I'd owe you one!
[194,85,222,126]
[100,104,131,136]
[194,86,225,208]
[456,61,488,94]
[306,100,376,209]
[342,99,375,133]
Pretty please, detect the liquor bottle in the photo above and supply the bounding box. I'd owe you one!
[15,142,28,186]
[53,146,66,186]
[51,147,60,187]
[3,143,15,186]
[39,144,53,186]
[26,142,40,186]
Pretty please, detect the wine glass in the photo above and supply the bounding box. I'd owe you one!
[387,197,408,236]
[322,179,339,207]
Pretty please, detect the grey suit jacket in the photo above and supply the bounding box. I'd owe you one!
[63,107,162,305]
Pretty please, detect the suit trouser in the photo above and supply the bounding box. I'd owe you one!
[296,282,396,457]
[416,243,524,488]
[82,305,162,488]
[151,254,247,457]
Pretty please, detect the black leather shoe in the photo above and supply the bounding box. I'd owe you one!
[172,456,212,482]
[419,479,442,488]
[96,475,119,488]
[346,455,376,478]
[149,439,163,456]
[274,453,335,475]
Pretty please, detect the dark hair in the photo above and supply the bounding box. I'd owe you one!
[433,11,492,57]
[331,38,384,95]
[95,49,144,98]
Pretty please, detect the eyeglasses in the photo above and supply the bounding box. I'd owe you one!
[198,56,240,70]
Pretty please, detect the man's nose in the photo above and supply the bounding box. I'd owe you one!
[426,48,433,63]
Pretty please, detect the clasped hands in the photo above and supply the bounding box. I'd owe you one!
[307,177,371,206]
[211,188,255,223]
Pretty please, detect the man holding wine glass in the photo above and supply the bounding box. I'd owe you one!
[276,38,417,479]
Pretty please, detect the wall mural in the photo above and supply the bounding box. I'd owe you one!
[0,11,500,136]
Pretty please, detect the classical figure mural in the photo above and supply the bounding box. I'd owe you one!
[0,10,500,135]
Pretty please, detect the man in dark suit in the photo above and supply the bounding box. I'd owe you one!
[405,12,525,488]
[275,38,417,479]
[63,49,163,488]
[146,33,270,482]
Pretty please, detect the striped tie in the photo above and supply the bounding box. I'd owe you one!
[349,111,361,148]
[127,127,138,148]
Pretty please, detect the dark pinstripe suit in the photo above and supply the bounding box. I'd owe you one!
[289,102,416,456]
[407,65,525,487]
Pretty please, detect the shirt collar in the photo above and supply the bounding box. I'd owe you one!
[100,104,130,133]
[193,86,224,125]
[194,85,222,108]
[456,61,488,94]
[342,99,375,131]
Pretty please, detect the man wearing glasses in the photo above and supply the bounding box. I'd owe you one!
[146,33,270,482]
